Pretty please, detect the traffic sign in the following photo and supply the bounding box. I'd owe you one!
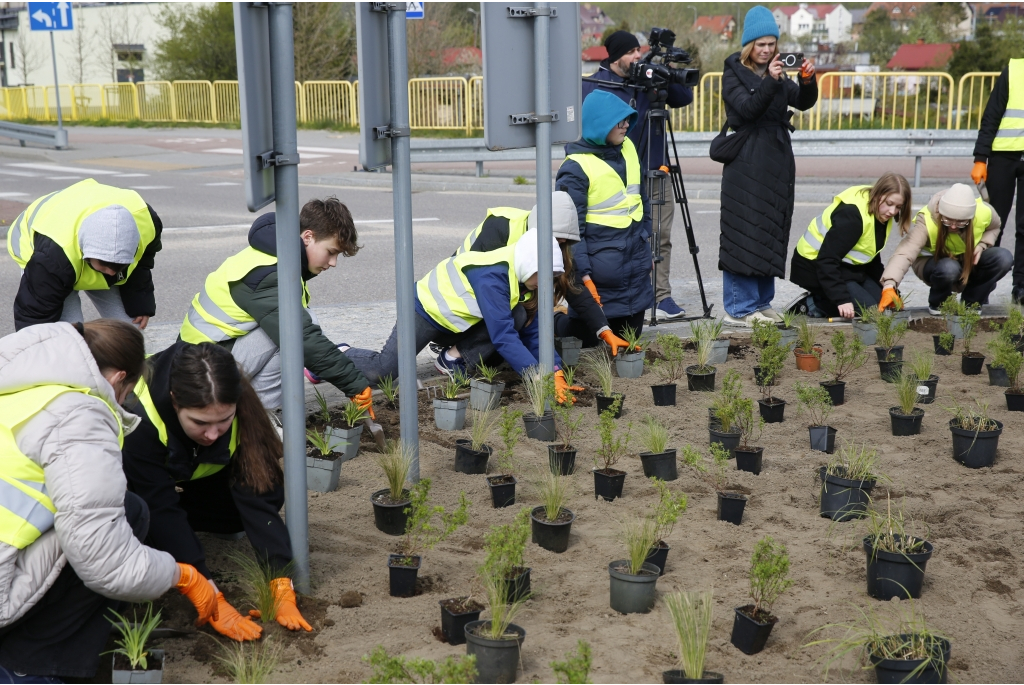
[28,2,73,31]
[406,2,424,19]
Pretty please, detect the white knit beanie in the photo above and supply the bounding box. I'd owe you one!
[513,228,564,283]
[937,184,977,221]
[528,191,580,243]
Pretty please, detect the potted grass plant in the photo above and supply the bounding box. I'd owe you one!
[455,409,498,474]
[687,319,719,391]
[583,348,624,418]
[378,374,399,409]
[650,333,686,406]
[638,416,677,482]
[796,382,836,453]
[371,440,413,535]
[698,318,729,365]
[331,400,369,462]
[481,507,533,606]
[998,341,1024,411]
[388,479,470,597]
[593,398,630,501]
[793,316,823,372]
[681,443,747,525]
[820,330,867,407]
[889,373,925,436]
[550,394,584,476]
[663,590,722,684]
[959,301,984,375]
[908,352,939,405]
[733,398,765,475]
[946,398,1003,468]
[556,335,583,366]
[433,369,471,430]
[939,294,965,339]
[709,371,742,455]
[464,573,528,684]
[818,442,881,521]
[108,603,164,684]
[215,639,281,683]
[615,325,645,378]
[875,313,908,382]
[852,304,878,346]
[608,515,661,614]
[521,366,556,441]
[470,359,506,411]
[776,309,799,349]
[530,470,575,553]
[487,408,523,508]
[862,494,933,601]
[647,477,687,575]
[306,425,343,493]
[730,536,792,656]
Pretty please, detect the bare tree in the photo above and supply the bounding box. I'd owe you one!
[63,14,93,84]
[293,3,356,81]
[405,3,475,77]
[14,31,45,86]
[96,10,145,82]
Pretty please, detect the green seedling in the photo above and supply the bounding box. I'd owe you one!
[399,479,470,558]
[551,641,593,684]
[823,330,867,384]
[306,427,333,457]
[106,603,161,671]
[375,439,413,501]
[216,638,281,684]
[364,646,478,684]
[581,348,614,396]
[665,590,714,681]
[748,536,793,618]
[594,398,630,471]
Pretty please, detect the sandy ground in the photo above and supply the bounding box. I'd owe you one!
[127,321,1024,684]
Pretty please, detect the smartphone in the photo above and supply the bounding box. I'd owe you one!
[779,52,805,69]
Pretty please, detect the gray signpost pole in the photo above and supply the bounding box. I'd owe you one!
[533,3,554,377]
[48,32,64,140]
[267,2,310,593]
[386,4,420,482]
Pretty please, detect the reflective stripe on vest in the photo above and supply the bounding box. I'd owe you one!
[179,247,310,344]
[455,208,531,256]
[0,384,124,549]
[416,244,521,333]
[919,198,992,257]
[132,376,238,481]
[564,138,643,228]
[796,185,892,265]
[994,59,1024,152]
[5,179,156,291]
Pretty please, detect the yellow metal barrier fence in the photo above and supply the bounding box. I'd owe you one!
[173,81,215,122]
[408,77,469,132]
[814,71,955,130]
[303,81,357,126]
[956,72,1001,131]
[213,81,240,123]
[469,75,483,130]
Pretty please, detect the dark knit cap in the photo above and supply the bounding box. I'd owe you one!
[604,30,640,63]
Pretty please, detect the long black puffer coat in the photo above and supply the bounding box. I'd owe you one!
[718,53,818,278]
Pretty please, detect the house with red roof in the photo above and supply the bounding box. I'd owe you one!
[886,39,957,71]
[693,15,736,41]
[580,3,616,46]
[772,4,852,42]
[867,2,975,39]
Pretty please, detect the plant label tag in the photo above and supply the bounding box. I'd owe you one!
[916,385,929,396]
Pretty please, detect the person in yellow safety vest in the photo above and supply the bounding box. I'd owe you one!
[345,228,582,402]
[178,197,374,417]
[121,341,311,642]
[6,179,163,331]
[788,173,912,319]
[880,183,1012,315]
[971,58,1024,303]
[0,320,217,681]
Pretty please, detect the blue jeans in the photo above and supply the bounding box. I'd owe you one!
[723,271,775,317]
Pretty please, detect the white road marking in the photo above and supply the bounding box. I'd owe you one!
[9,163,117,175]
[204,148,243,154]
[114,173,150,178]
[130,185,172,190]
[163,223,251,232]
[205,182,240,186]
[46,176,83,180]
[297,146,359,155]
[202,147,328,159]
[354,217,440,224]
[0,169,40,177]
[0,192,28,198]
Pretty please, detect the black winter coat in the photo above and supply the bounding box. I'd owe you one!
[718,53,818,279]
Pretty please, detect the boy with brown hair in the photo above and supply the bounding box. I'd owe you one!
[179,197,373,415]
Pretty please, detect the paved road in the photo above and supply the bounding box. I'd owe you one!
[0,127,1017,358]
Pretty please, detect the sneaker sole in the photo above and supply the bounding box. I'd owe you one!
[656,309,686,320]
[434,358,457,378]
[304,369,322,384]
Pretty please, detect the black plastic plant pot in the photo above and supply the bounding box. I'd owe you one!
[864,536,934,600]
[686,365,716,392]
[1006,391,1024,412]
[987,363,1010,387]
[753,365,777,387]
[388,554,421,598]
[875,344,904,361]
[523,411,556,441]
[819,467,875,521]
[593,468,626,502]
[709,427,741,455]
[548,445,577,476]
[454,440,491,475]
[486,475,517,508]
[808,425,837,453]
[595,392,625,418]
[735,447,763,475]
[870,636,950,685]
[878,359,903,383]
[504,567,531,604]
[730,605,778,655]
[647,540,670,576]
[608,560,661,614]
[961,353,985,375]
[639,449,678,481]
[716,492,747,525]
[531,506,575,553]
[757,398,786,423]
[371,489,411,536]
[464,620,525,685]
[819,380,846,406]
[651,383,677,406]
[890,407,924,436]
[950,419,1003,468]
[439,597,483,646]
[918,374,939,405]
[662,670,725,684]
[932,335,953,356]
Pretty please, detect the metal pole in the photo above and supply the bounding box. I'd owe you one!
[49,32,64,136]
[534,2,554,377]
[387,4,420,482]
[914,155,922,188]
[267,2,309,594]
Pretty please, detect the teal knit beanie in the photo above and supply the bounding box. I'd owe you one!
[741,6,780,46]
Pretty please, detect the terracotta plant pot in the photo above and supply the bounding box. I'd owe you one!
[794,345,822,372]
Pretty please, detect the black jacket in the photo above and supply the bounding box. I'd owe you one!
[718,53,818,279]
[974,67,1023,160]
[122,340,292,578]
[789,202,885,305]
[13,205,163,330]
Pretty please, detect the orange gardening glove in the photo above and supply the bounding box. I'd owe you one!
[352,386,376,420]
[209,592,263,641]
[598,329,632,356]
[582,278,602,306]
[971,161,987,185]
[800,61,814,79]
[878,287,903,313]
[249,577,313,631]
[175,563,219,626]
[553,370,583,405]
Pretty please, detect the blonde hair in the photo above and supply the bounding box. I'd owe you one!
[740,38,779,72]
[867,173,913,236]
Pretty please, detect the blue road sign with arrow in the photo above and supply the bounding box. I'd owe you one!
[28,2,74,31]
[406,2,424,19]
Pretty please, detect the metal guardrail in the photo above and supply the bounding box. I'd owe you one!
[0,120,67,148]
[410,138,566,176]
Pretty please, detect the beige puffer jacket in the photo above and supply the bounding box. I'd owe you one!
[0,323,177,628]
[880,189,1002,292]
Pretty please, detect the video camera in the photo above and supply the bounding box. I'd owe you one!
[626,28,700,90]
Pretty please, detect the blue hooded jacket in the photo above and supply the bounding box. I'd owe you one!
[556,91,654,320]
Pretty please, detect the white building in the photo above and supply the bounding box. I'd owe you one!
[772,4,852,43]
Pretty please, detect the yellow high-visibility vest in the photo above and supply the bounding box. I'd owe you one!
[564,138,643,228]
[6,179,156,291]
[180,247,310,344]
[0,384,123,549]
[919,198,992,257]
[131,376,238,481]
[416,244,521,333]
[993,58,1024,152]
[455,207,531,255]
[796,186,891,265]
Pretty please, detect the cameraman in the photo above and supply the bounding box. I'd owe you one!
[581,30,693,321]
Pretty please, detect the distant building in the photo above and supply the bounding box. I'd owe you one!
[849,7,868,41]
[580,3,616,46]
[693,15,736,41]
[866,2,975,39]
[442,47,481,72]
[980,4,1024,23]
[772,4,853,43]
[886,39,958,71]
